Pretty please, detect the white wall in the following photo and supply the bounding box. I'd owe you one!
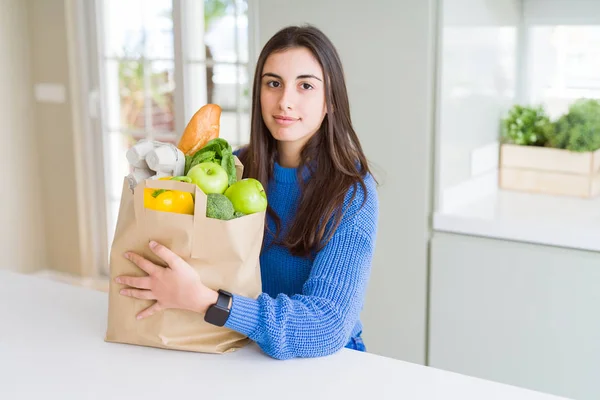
[0,0,88,276]
[0,0,46,273]
[254,0,437,363]
[28,0,85,276]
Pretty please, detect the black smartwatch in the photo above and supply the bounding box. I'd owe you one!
[204,289,232,327]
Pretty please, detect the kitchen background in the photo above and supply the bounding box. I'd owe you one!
[1,0,599,399]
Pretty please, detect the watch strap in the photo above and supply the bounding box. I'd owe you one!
[215,289,232,309]
[204,289,232,327]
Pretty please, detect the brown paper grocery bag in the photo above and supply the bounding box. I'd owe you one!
[105,158,265,353]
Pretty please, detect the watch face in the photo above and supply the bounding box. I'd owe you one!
[205,305,229,327]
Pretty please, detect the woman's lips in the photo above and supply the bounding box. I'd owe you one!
[274,115,299,126]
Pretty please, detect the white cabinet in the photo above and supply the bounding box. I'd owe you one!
[429,232,600,400]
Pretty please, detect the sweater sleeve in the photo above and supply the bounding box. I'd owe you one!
[223,224,376,360]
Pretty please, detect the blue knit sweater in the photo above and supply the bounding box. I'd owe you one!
[224,159,379,360]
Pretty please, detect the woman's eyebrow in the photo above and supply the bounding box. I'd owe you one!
[262,72,322,82]
[262,72,282,80]
[297,74,322,82]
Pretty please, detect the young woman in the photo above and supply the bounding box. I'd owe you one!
[116,25,379,360]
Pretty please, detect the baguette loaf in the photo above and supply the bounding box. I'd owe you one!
[177,104,222,156]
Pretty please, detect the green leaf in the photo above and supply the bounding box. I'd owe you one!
[184,137,237,180]
[195,150,217,164]
[205,138,232,157]
[188,150,217,172]
[184,155,193,175]
[221,153,237,186]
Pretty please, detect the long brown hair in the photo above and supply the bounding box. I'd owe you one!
[238,25,374,258]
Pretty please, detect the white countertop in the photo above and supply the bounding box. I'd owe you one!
[434,187,600,252]
[0,270,569,400]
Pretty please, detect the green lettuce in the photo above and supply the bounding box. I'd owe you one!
[184,138,237,185]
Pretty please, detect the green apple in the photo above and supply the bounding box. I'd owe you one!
[187,162,229,194]
[224,178,268,215]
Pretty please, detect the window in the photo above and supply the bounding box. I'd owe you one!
[94,0,251,271]
[179,0,251,144]
[523,0,600,117]
[526,26,600,118]
[433,0,600,252]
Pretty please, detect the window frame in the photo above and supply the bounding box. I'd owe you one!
[82,0,255,276]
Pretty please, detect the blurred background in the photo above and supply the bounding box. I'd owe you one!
[1,0,600,399]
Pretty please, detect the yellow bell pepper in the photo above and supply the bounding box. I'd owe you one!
[143,176,195,215]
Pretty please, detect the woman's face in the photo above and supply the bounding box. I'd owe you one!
[260,47,327,147]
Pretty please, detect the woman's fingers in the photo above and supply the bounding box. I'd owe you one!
[123,251,160,276]
[148,240,184,270]
[136,302,162,320]
[115,275,151,289]
[120,288,156,301]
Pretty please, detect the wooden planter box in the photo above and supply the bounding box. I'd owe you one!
[499,144,600,198]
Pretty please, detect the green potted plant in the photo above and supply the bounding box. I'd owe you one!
[547,98,600,152]
[499,99,600,198]
[500,104,553,147]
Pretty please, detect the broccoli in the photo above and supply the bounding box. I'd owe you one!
[206,193,235,220]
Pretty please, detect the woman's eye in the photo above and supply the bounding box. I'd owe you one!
[267,81,280,88]
[301,83,314,90]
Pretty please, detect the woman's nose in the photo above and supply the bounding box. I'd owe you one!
[278,88,295,111]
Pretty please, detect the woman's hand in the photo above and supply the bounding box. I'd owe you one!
[116,240,218,320]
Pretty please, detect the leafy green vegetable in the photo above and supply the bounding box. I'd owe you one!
[233,211,245,219]
[185,155,193,175]
[206,193,235,220]
[184,138,237,185]
[221,153,236,186]
[194,150,217,164]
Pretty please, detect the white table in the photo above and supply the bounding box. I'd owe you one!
[0,270,570,400]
